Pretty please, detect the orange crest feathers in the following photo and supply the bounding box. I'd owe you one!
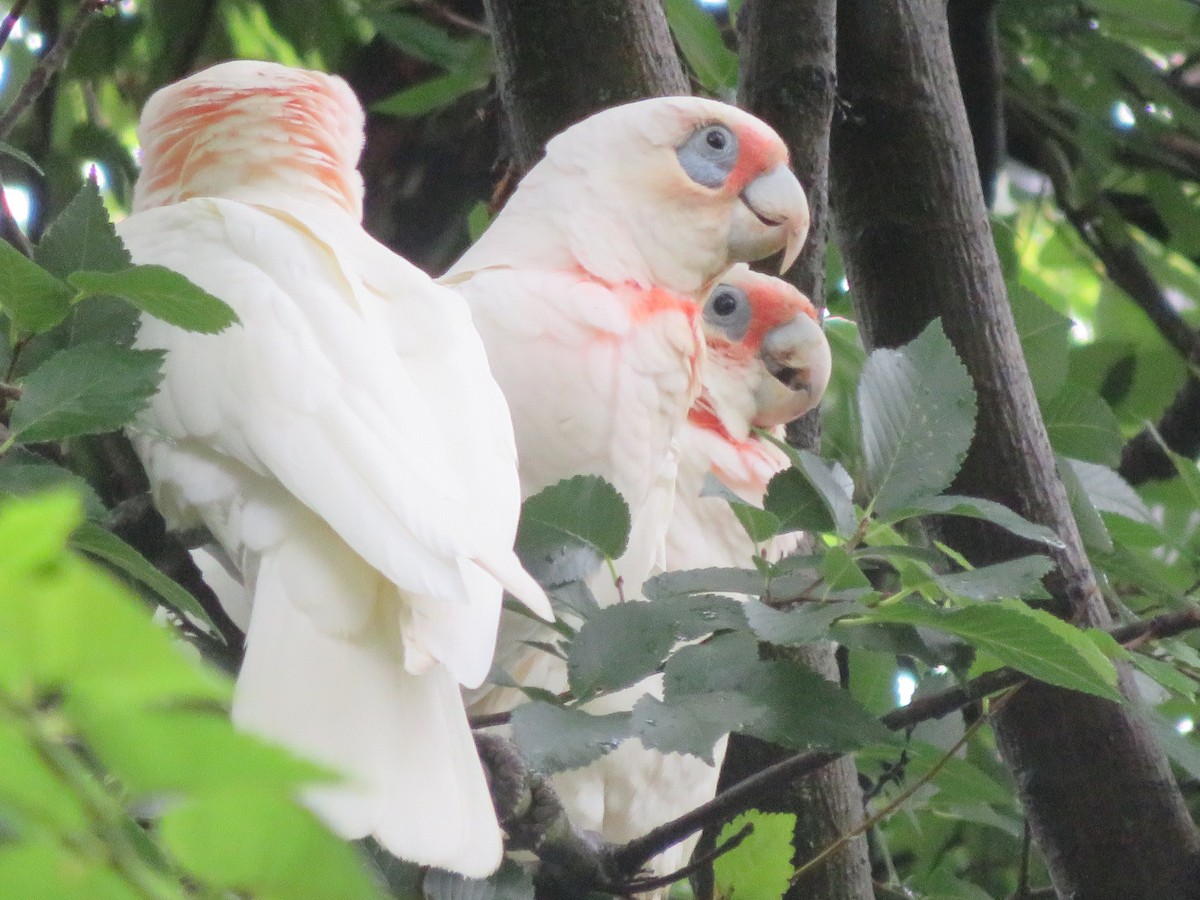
[133,60,365,218]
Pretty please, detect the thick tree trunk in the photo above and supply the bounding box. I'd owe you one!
[829,2,1200,898]
[729,4,874,899]
[481,0,688,171]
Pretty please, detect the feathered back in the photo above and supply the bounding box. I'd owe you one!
[449,96,795,295]
[133,60,365,218]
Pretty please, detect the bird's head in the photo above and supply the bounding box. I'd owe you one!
[696,264,831,436]
[132,60,365,218]
[476,97,809,294]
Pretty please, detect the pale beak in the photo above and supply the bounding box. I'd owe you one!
[752,313,832,427]
[734,165,811,274]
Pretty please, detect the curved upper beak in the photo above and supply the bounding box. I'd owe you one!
[752,313,832,427]
[733,165,810,274]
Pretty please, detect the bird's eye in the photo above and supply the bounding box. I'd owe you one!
[677,123,739,189]
[703,284,751,341]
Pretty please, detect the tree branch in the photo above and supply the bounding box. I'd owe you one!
[487,605,1200,893]
[0,0,110,142]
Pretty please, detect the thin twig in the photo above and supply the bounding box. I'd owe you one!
[608,823,754,895]
[0,0,31,53]
[0,0,111,142]
[606,604,1200,873]
[789,688,1018,888]
[0,167,33,256]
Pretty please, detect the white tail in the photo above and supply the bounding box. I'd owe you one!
[234,540,503,877]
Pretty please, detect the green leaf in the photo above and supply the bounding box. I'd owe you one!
[1042,382,1123,467]
[1063,457,1152,524]
[0,240,75,333]
[859,599,1122,701]
[858,319,977,516]
[744,599,865,646]
[934,556,1055,601]
[516,476,631,584]
[8,345,163,443]
[373,69,490,117]
[0,141,44,176]
[820,545,873,594]
[74,708,334,797]
[762,463,841,537]
[702,472,782,543]
[630,691,748,764]
[713,812,797,900]
[69,266,238,334]
[1057,453,1113,554]
[368,12,482,68]
[0,458,105,519]
[663,0,739,92]
[160,791,386,900]
[1010,283,1072,401]
[663,632,894,751]
[0,841,143,900]
[859,741,1012,805]
[0,719,90,837]
[509,702,634,774]
[758,429,864,535]
[567,595,745,698]
[34,179,130,279]
[894,494,1065,548]
[643,566,768,601]
[69,522,217,632]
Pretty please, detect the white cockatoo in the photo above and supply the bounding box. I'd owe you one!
[120,60,551,877]
[550,265,832,893]
[450,97,810,716]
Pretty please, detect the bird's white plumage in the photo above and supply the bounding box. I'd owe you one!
[124,61,548,877]
[450,97,812,891]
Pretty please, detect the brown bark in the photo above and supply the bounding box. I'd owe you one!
[829,1,1200,897]
[729,3,873,899]
[480,0,688,171]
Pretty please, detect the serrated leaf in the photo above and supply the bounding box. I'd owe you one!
[894,494,1065,548]
[567,595,745,698]
[516,476,631,585]
[759,435,858,537]
[643,567,768,601]
[8,345,163,442]
[0,240,74,333]
[702,472,782,543]
[745,599,865,646]
[34,179,130,278]
[0,458,105,519]
[713,811,796,900]
[935,555,1055,601]
[859,599,1122,701]
[1042,382,1123,467]
[69,266,238,334]
[509,702,634,773]
[1010,283,1072,401]
[1064,457,1152,523]
[69,521,217,632]
[630,691,747,764]
[858,320,977,516]
[664,632,894,750]
[663,0,739,92]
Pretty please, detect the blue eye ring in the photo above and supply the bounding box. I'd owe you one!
[677,123,739,189]
[703,284,751,341]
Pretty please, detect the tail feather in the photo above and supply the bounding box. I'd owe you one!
[235,547,503,877]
